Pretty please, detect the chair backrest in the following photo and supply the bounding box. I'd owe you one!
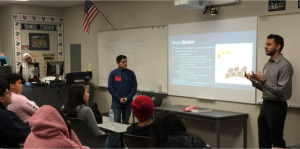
[141,92,164,107]
[8,110,27,126]
[18,143,24,149]
[67,118,108,148]
[124,134,152,148]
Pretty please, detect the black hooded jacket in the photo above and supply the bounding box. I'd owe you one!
[0,102,31,148]
[126,123,153,137]
[155,132,208,148]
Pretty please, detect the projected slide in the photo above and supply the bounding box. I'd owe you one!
[168,16,257,104]
[215,43,253,85]
[169,30,256,91]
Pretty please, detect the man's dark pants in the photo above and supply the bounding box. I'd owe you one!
[258,99,287,148]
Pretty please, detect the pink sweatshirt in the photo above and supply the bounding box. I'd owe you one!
[8,93,39,123]
[24,105,89,149]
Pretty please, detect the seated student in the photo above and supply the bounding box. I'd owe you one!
[24,105,89,148]
[0,79,31,148]
[151,111,208,148]
[126,95,154,137]
[106,95,154,148]
[63,84,105,136]
[5,73,39,123]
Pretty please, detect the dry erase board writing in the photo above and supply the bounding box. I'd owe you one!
[98,27,168,92]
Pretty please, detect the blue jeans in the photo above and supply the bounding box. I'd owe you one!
[105,105,132,148]
[105,133,122,148]
[111,104,132,124]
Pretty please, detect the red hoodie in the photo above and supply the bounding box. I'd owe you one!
[24,105,89,148]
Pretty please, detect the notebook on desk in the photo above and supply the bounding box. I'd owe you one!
[191,108,212,113]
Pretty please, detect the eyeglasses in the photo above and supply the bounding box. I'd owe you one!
[25,57,31,61]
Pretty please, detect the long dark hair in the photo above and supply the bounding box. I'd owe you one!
[150,112,207,149]
[58,110,71,138]
[151,111,186,148]
[63,84,86,117]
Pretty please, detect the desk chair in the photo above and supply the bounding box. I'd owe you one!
[142,92,164,107]
[8,111,27,126]
[67,118,108,148]
[132,93,164,123]
[18,143,24,149]
[123,134,152,148]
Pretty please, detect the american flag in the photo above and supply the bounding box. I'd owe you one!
[82,0,99,34]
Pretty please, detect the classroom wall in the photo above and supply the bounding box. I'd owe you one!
[0,5,13,66]
[0,4,63,70]
[11,4,63,16]
[21,28,58,78]
[63,1,300,148]
[0,1,298,148]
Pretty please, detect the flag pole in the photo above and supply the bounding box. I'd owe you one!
[97,8,115,30]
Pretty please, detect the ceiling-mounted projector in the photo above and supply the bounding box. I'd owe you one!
[174,0,239,10]
[174,0,205,10]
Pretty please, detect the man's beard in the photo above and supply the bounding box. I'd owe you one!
[266,48,277,56]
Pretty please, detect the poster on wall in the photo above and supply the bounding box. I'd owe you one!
[29,53,38,63]
[43,54,56,76]
[29,33,50,50]
[22,45,29,50]
[269,0,286,11]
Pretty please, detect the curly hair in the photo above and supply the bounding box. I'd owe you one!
[151,112,208,148]
[5,73,22,89]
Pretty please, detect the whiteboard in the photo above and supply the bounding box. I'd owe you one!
[98,27,168,92]
[257,13,300,107]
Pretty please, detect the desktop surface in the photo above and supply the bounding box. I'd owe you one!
[154,105,248,120]
[98,122,129,133]
[155,105,248,148]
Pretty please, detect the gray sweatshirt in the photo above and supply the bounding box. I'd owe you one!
[76,105,105,136]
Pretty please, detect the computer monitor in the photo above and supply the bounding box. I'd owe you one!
[0,56,8,66]
[28,62,40,80]
[47,61,64,80]
[0,66,12,81]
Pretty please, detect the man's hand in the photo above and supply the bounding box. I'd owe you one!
[251,70,264,82]
[123,97,128,103]
[244,71,256,85]
[120,98,125,104]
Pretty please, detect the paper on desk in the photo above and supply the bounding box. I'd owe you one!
[41,76,62,82]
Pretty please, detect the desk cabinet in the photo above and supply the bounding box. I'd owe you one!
[22,86,69,110]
